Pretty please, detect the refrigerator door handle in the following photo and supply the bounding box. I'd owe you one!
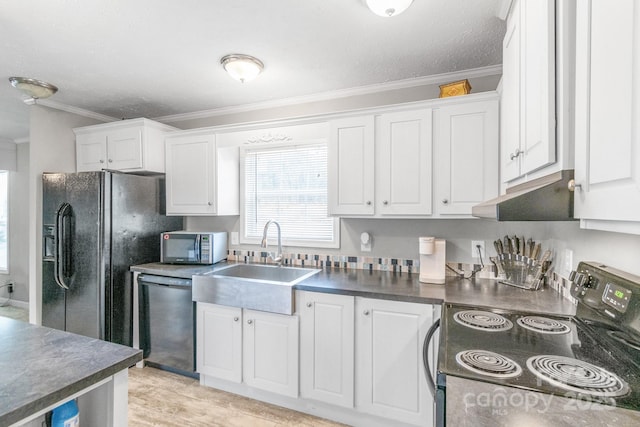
[54,202,73,290]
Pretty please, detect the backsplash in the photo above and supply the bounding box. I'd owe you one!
[226,249,495,279]
[226,249,576,303]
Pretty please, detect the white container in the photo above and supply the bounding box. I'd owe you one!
[419,238,446,284]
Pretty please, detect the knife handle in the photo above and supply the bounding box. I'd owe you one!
[532,243,541,260]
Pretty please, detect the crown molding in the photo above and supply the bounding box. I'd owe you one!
[496,0,513,20]
[155,64,502,123]
[31,98,117,123]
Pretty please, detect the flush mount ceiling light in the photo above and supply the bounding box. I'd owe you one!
[366,0,414,17]
[9,77,58,99]
[220,54,264,83]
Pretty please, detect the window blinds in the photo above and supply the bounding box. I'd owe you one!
[243,142,335,244]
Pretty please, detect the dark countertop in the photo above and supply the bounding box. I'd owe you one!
[0,318,142,426]
[131,262,576,315]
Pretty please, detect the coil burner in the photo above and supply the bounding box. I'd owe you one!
[526,355,629,397]
[455,350,523,379]
[453,310,513,332]
[516,316,571,335]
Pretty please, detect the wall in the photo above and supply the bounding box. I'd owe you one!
[168,75,502,129]
[28,105,102,324]
[187,216,640,278]
[1,143,30,303]
[178,71,640,279]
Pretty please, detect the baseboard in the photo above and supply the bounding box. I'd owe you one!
[8,299,28,310]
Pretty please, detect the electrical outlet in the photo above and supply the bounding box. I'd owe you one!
[230,232,239,245]
[471,241,486,260]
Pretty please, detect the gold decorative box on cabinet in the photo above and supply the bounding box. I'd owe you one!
[439,79,472,98]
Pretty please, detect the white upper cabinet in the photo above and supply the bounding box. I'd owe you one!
[328,109,433,217]
[328,116,375,216]
[328,94,498,218]
[501,0,556,182]
[165,132,239,216]
[74,118,176,173]
[574,0,640,234]
[377,109,433,216]
[433,98,499,216]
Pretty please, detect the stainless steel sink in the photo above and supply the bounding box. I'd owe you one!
[192,264,320,315]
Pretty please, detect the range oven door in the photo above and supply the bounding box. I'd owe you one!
[423,318,446,427]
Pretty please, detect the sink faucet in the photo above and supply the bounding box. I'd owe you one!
[261,220,283,265]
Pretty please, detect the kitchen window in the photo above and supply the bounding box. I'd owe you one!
[240,141,339,248]
[0,171,8,273]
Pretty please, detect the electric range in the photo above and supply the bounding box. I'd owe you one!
[426,262,640,426]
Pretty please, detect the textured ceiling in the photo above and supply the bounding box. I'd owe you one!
[0,0,505,141]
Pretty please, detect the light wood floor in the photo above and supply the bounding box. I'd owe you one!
[0,304,29,322]
[128,367,348,427]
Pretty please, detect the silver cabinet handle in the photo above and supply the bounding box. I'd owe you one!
[99,159,105,164]
[382,200,388,206]
[568,179,582,192]
[108,159,113,163]
[233,316,239,322]
[510,149,524,160]
[247,319,253,325]
[207,202,212,206]
[366,201,372,206]
[306,302,313,308]
[442,199,449,205]
[363,310,370,316]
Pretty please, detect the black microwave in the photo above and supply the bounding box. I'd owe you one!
[160,231,227,264]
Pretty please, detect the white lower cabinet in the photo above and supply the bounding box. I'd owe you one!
[196,303,242,383]
[355,297,434,426]
[243,309,299,398]
[198,296,437,427]
[299,291,355,408]
[196,303,298,397]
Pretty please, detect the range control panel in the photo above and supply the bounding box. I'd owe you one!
[571,262,639,317]
[603,282,633,313]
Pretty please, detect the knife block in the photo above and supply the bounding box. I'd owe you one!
[498,254,552,290]
[419,237,446,284]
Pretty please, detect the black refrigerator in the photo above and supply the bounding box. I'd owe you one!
[42,171,183,346]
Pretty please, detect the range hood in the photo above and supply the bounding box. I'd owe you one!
[472,170,576,221]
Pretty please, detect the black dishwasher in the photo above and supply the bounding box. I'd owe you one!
[138,274,198,378]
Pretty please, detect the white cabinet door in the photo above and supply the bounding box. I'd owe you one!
[165,133,239,216]
[196,303,242,383]
[165,134,217,215]
[574,0,640,226]
[106,127,143,170]
[76,133,108,172]
[299,291,354,408]
[243,309,299,398]
[521,0,556,174]
[434,99,499,215]
[355,297,433,426]
[377,109,433,215]
[501,0,556,182]
[501,0,522,182]
[328,116,375,216]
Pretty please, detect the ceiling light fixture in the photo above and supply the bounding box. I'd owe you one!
[220,54,264,83]
[9,77,58,99]
[366,0,414,17]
